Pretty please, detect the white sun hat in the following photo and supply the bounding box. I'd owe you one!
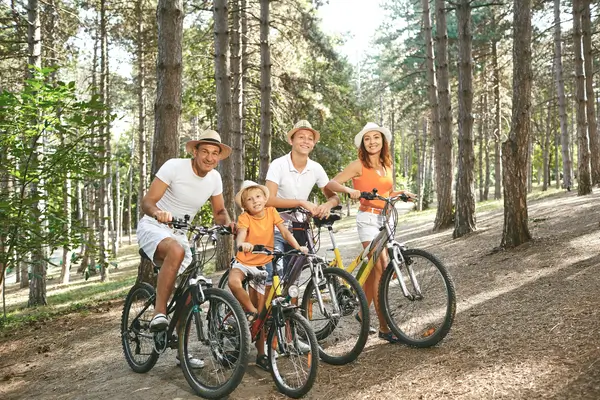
[286,120,321,144]
[354,122,392,148]
[185,129,232,160]
[235,180,271,210]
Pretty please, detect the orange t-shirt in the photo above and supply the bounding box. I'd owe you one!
[352,164,393,210]
[236,207,283,266]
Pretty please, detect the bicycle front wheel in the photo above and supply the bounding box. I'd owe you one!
[178,287,250,399]
[379,248,456,347]
[300,267,369,365]
[268,311,319,399]
[121,283,159,373]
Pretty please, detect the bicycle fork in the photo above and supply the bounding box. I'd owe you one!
[388,243,423,301]
[309,263,341,318]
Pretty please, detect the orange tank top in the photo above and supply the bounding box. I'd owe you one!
[352,164,393,210]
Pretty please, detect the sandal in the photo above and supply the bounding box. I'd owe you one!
[378,330,402,344]
[255,354,270,372]
[355,313,377,335]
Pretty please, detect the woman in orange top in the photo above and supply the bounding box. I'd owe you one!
[229,180,307,370]
[326,122,414,343]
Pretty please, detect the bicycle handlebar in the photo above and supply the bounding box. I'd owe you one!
[359,188,416,203]
[161,215,232,236]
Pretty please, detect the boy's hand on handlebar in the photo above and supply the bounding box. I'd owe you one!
[239,242,253,253]
[153,210,172,223]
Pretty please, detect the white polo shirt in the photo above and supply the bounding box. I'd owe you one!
[266,153,329,201]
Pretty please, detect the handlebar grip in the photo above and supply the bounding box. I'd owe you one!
[360,191,375,200]
[252,244,266,252]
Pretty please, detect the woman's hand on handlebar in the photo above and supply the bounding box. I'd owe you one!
[346,188,361,200]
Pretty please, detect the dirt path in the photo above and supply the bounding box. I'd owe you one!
[1,191,600,399]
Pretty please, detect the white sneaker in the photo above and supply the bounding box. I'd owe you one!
[295,340,311,354]
[176,354,205,369]
[149,313,168,332]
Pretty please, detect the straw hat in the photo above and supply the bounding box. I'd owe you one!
[185,129,232,160]
[235,180,270,210]
[286,120,320,144]
[354,122,392,148]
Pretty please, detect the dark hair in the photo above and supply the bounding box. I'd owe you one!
[358,133,392,169]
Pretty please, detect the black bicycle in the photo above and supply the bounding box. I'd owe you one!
[121,216,250,399]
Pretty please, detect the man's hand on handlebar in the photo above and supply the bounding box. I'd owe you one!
[297,246,309,255]
[153,210,172,223]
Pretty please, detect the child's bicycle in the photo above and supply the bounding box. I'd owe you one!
[225,245,320,399]
[121,216,250,399]
[318,189,456,347]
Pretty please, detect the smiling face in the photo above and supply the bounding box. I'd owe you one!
[361,130,384,155]
[192,143,222,176]
[242,187,267,215]
[290,129,316,156]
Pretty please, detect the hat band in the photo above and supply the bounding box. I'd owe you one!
[198,138,221,144]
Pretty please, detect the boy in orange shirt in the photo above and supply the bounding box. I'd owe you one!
[228,180,307,371]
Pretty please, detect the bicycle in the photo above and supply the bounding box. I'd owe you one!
[121,216,250,399]
[224,244,319,399]
[319,189,456,347]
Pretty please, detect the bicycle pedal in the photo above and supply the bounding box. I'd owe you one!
[153,331,168,354]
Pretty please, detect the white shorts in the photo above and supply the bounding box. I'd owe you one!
[136,216,192,274]
[356,211,386,243]
[231,262,268,294]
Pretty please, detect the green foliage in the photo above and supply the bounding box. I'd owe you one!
[0,67,111,279]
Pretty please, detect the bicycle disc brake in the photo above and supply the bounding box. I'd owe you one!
[336,286,357,317]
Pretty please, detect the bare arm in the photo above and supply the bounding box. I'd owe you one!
[236,227,254,253]
[141,178,170,222]
[210,193,232,226]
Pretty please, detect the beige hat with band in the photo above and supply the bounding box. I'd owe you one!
[235,180,270,210]
[185,129,232,160]
[286,120,320,144]
[354,122,392,148]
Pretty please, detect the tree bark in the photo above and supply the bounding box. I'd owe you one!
[573,0,591,195]
[421,0,441,214]
[258,0,272,184]
[231,0,244,197]
[492,40,502,200]
[453,0,476,239]
[500,0,532,249]
[581,0,599,186]
[554,0,572,190]
[213,0,235,271]
[483,88,490,201]
[137,0,147,221]
[60,169,71,284]
[433,0,454,231]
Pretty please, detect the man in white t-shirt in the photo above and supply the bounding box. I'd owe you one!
[265,120,339,283]
[137,130,233,343]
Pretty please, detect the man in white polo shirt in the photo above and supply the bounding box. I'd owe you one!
[137,130,233,355]
[265,120,340,283]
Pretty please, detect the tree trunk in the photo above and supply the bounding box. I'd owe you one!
[241,0,248,182]
[501,0,532,249]
[127,134,135,244]
[581,0,599,186]
[453,0,476,239]
[27,0,46,306]
[492,40,502,200]
[554,0,572,190]
[391,98,396,187]
[573,0,591,195]
[213,0,235,271]
[115,160,122,249]
[421,0,441,213]
[138,0,184,285]
[483,88,490,201]
[231,0,244,197]
[137,0,148,221]
[258,0,272,184]
[60,169,71,284]
[433,0,453,231]
[542,87,553,191]
[478,91,484,201]
[416,118,426,211]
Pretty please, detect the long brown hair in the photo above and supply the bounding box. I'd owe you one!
[358,133,392,169]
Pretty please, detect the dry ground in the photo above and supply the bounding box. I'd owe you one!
[1,190,599,400]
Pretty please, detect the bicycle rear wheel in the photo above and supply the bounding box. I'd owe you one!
[300,267,369,365]
[178,287,250,399]
[379,248,456,347]
[121,283,159,373]
[268,311,319,399]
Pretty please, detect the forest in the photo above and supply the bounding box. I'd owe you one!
[0,0,598,311]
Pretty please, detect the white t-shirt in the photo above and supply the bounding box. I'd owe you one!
[154,158,223,220]
[266,153,329,201]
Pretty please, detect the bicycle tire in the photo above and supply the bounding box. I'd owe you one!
[178,287,250,399]
[300,267,369,365]
[121,282,159,373]
[379,247,456,347]
[267,311,319,399]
